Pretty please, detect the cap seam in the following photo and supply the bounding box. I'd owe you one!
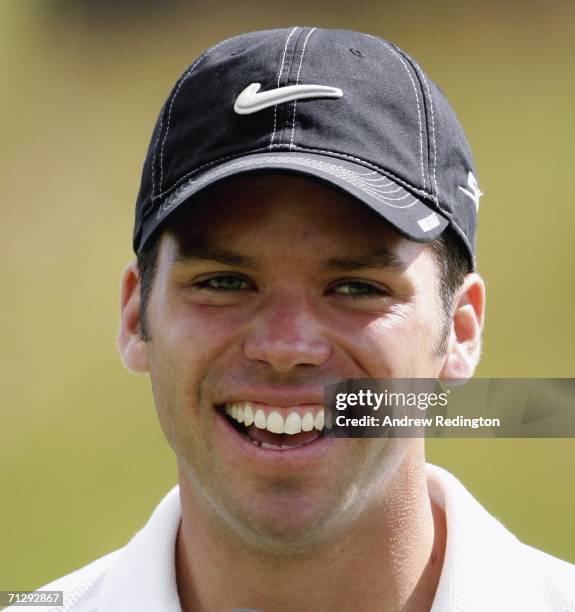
[276,27,305,145]
[367,36,427,192]
[391,46,475,268]
[399,48,440,205]
[150,101,168,202]
[269,27,299,150]
[289,27,317,151]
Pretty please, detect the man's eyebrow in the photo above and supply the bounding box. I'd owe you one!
[323,247,408,272]
[173,238,257,268]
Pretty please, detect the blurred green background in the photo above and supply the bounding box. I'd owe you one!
[1,0,574,589]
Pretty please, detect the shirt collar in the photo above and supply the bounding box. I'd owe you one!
[99,486,183,612]
[428,464,548,611]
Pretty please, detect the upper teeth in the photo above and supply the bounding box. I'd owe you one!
[224,402,325,434]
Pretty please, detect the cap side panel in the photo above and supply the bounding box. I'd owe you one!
[367,36,427,191]
[157,38,232,197]
[157,53,210,199]
[392,46,478,268]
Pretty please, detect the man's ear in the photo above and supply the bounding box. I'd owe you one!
[118,261,150,373]
[439,273,485,381]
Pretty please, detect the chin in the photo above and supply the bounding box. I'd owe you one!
[215,482,361,556]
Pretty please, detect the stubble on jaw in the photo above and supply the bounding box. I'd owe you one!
[176,432,421,560]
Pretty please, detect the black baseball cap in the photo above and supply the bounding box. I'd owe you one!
[133,27,481,268]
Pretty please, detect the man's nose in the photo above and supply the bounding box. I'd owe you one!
[243,294,331,373]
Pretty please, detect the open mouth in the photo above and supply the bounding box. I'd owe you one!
[217,401,326,451]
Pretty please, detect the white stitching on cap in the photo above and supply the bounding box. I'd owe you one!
[151,110,163,199]
[158,38,231,195]
[422,73,439,202]
[270,27,299,150]
[157,155,419,219]
[367,35,426,191]
[287,144,432,198]
[354,172,395,186]
[412,61,439,203]
[289,27,317,150]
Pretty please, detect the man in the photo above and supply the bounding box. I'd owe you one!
[35,27,574,611]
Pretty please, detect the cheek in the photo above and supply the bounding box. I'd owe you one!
[147,344,197,448]
[157,301,245,372]
[146,301,247,438]
[333,307,443,377]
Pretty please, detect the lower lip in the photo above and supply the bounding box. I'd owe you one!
[214,407,337,467]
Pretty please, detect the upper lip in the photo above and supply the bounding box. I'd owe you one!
[215,386,328,408]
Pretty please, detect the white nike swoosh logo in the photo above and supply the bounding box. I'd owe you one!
[234,82,343,115]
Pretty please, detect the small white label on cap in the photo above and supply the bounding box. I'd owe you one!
[418,212,440,232]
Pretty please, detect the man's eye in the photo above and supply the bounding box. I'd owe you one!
[195,275,251,292]
[331,280,388,299]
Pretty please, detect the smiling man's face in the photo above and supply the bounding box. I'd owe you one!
[121,174,468,552]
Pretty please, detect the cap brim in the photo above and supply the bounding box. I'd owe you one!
[139,152,448,252]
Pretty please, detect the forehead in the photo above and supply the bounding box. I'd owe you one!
[162,173,422,261]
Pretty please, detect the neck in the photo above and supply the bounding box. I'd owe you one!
[176,457,446,612]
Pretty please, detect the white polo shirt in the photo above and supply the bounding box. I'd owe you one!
[30,465,575,611]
